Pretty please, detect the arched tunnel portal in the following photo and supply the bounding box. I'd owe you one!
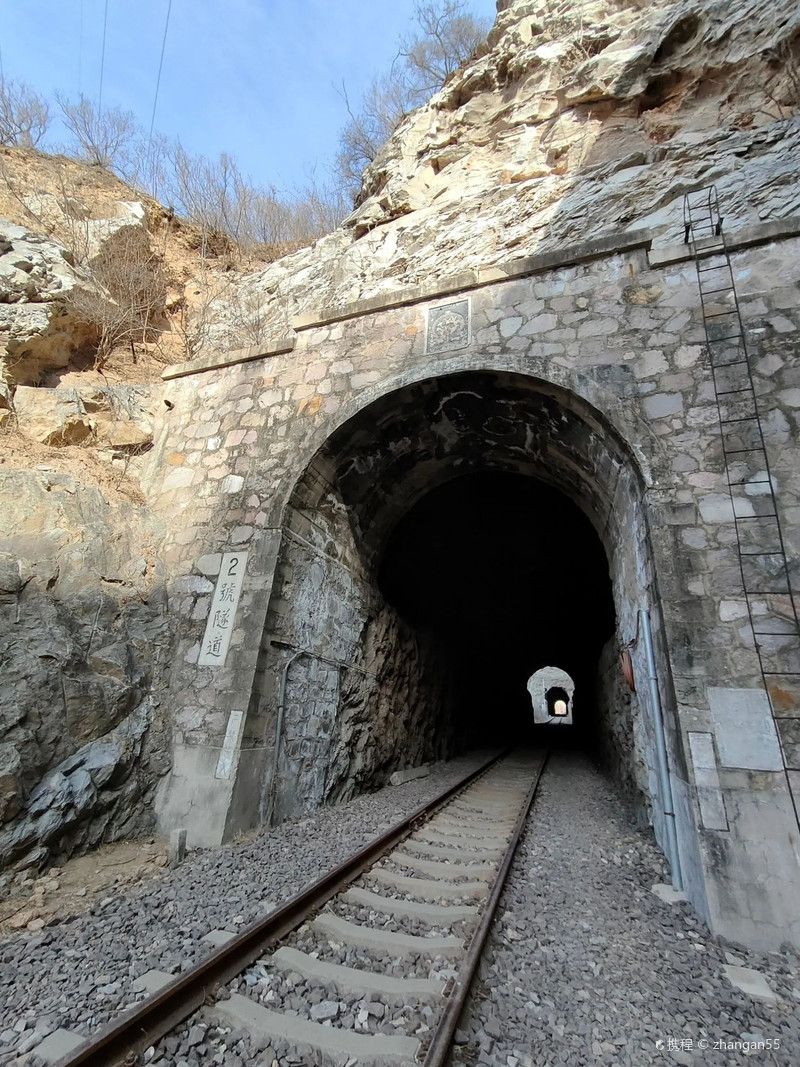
[248,370,664,829]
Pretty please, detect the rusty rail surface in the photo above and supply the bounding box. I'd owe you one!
[57,750,509,1067]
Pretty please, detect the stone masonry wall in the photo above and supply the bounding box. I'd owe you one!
[144,223,800,947]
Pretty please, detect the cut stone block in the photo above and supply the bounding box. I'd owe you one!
[651,883,687,904]
[214,993,419,1062]
[202,928,238,948]
[33,1028,85,1064]
[723,964,778,1002]
[132,969,174,994]
[313,911,462,957]
[389,763,431,785]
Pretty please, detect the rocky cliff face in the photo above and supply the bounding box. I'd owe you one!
[0,467,173,871]
[201,0,800,350]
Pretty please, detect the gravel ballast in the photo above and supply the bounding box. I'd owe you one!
[5,748,800,1067]
[0,752,492,1059]
[453,751,800,1067]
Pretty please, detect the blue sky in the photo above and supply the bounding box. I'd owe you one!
[1,0,497,193]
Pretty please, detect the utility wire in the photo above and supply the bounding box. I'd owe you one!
[97,0,109,113]
[149,0,173,141]
[78,0,84,93]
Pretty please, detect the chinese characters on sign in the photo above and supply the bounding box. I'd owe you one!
[198,551,248,667]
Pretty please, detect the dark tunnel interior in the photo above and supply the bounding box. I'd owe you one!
[378,470,616,751]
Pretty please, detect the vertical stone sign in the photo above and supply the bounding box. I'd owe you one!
[198,551,248,666]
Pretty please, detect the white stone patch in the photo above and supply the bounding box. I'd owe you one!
[196,553,223,576]
[215,709,245,780]
[499,316,523,338]
[221,474,245,494]
[708,688,784,772]
[698,494,735,524]
[688,732,729,831]
[719,600,749,622]
[744,471,776,496]
[651,883,687,904]
[723,965,777,1002]
[198,551,248,667]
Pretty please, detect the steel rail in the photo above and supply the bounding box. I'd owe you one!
[421,750,550,1067]
[56,750,507,1067]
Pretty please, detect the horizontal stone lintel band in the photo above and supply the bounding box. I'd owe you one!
[162,216,800,381]
[649,215,800,268]
[161,337,296,381]
[290,228,655,331]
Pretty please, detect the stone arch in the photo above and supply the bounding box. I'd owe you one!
[266,353,666,530]
[241,367,681,845]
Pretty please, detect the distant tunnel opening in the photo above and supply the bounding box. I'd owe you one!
[378,471,615,752]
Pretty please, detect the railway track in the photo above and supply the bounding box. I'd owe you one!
[54,749,548,1067]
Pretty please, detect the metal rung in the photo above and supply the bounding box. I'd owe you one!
[735,515,779,524]
[698,261,732,272]
[698,286,736,296]
[720,415,759,425]
[744,589,792,596]
[754,631,800,638]
[728,478,772,487]
[711,361,748,372]
[723,446,767,455]
[703,309,739,319]
[762,671,800,676]
[715,387,754,396]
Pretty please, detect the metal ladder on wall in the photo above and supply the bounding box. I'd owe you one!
[683,186,800,784]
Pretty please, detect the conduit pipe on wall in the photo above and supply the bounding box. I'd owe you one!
[640,608,684,891]
[265,640,378,827]
[266,646,304,827]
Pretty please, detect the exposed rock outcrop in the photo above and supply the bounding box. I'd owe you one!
[0,221,100,386]
[0,468,173,868]
[199,0,800,351]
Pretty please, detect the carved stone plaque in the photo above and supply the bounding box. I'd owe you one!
[426,299,470,354]
[198,551,247,667]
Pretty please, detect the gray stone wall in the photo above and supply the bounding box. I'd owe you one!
[246,467,454,828]
[594,635,646,819]
[143,223,800,949]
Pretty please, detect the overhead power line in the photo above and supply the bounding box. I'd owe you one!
[97,0,109,113]
[149,0,174,141]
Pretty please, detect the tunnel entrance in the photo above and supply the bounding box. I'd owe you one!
[378,471,615,751]
[253,369,658,829]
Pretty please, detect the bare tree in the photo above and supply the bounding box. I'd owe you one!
[66,227,167,369]
[336,75,412,195]
[400,1,490,99]
[0,78,50,147]
[56,93,138,171]
[337,0,489,195]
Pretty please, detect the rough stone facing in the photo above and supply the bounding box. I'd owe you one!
[142,222,800,951]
